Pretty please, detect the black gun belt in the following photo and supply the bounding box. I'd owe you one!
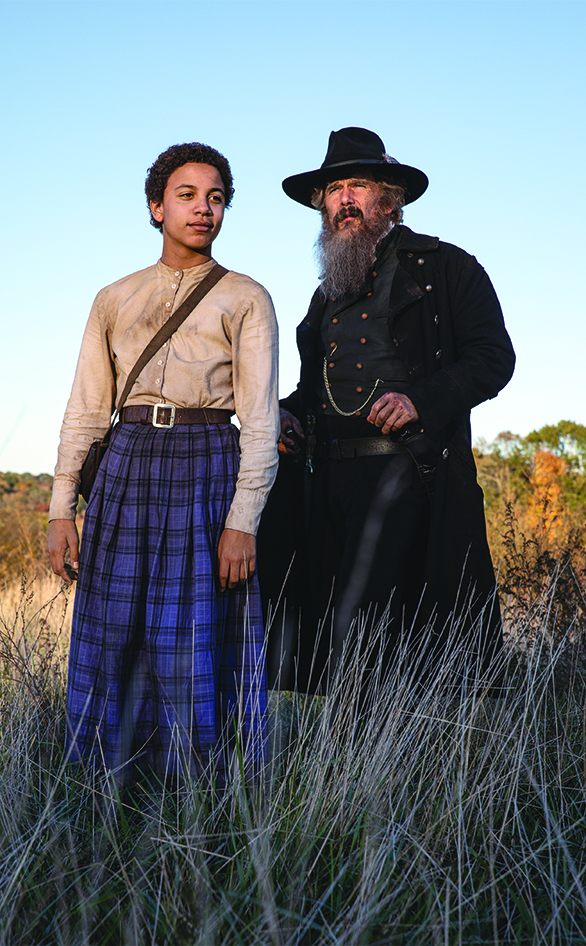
[314,436,412,461]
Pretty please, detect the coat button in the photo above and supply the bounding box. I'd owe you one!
[361,313,368,320]
[407,253,414,258]
[332,317,339,324]
[435,350,442,359]
[393,337,399,345]
[366,292,372,297]
[418,258,425,265]
[360,337,367,344]
[356,386,363,393]
[328,362,335,369]
[426,285,433,292]
[356,362,363,369]
[434,314,439,324]
[372,271,377,277]
[443,448,449,460]
[330,341,336,347]
[356,411,362,416]
[322,403,327,410]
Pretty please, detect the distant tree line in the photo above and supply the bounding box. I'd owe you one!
[1,421,585,603]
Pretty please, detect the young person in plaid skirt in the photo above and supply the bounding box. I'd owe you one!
[48,143,279,787]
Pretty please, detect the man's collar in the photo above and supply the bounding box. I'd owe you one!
[394,225,439,252]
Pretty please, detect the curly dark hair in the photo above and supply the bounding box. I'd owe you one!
[145,143,234,231]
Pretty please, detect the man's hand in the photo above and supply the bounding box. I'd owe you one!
[48,519,80,584]
[367,392,419,435]
[278,409,304,455]
[218,528,256,590]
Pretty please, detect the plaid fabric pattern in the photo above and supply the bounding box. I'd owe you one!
[66,422,266,782]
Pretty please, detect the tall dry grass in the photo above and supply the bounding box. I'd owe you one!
[1,571,586,944]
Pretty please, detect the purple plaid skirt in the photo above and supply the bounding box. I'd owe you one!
[66,422,266,782]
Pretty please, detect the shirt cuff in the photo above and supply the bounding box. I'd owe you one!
[224,487,269,536]
[48,476,79,521]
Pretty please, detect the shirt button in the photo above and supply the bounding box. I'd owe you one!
[356,386,363,393]
[332,317,339,324]
[426,285,433,292]
[162,342,168,347]
[155,378,161,384]
[328,362,335,368]
[171,283,177,289]
[361,313,368,320]
[356,363,363,369]
[417,258,425,265]
[174,271,181,276]
[157,359,163,365]
[435,350,442,359]
[165,302,171,308]
[360,337,367,344]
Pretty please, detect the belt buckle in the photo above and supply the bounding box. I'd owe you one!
[152,403,176,428]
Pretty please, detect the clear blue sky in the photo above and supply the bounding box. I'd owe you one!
[1,0,584,475]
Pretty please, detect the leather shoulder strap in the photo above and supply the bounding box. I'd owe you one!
[114,262,229,414]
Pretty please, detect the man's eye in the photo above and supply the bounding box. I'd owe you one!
[179,192,194,198]
[210,195,224,204]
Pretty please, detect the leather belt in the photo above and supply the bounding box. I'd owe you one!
[314,436,410,460]
[120,405,232,428]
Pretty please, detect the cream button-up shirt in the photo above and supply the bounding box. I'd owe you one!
[49,257,279,535]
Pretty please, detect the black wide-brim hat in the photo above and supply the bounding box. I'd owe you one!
[282,127,428,208]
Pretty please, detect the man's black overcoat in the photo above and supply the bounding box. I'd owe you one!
[258,225,515,688]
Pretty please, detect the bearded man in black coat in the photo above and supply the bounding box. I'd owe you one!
[258,127,515,695]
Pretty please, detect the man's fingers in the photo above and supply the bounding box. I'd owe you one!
[368,393,418,432]
[279,410,304,453]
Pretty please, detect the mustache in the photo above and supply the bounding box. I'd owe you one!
[333,205,363,227]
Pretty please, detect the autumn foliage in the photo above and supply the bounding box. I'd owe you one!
[1,419,585,623]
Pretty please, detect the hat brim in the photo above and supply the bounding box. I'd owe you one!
[282,160,428,208]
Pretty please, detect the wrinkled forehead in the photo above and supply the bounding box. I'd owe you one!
[324,171,378,192]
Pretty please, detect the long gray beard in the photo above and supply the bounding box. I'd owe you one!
[315,212,393,299]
